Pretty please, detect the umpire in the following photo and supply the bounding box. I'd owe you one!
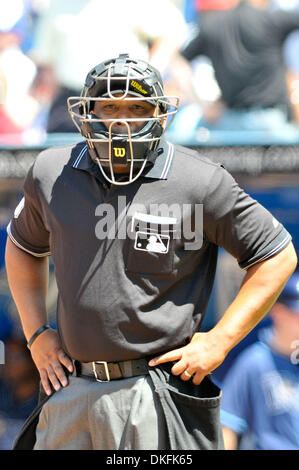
[5,54,297,450]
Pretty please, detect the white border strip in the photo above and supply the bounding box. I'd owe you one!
[131,211,177,232]
[160,142,174,179]
[73,145,88,168]
[243,233,292,270]
[6,222,50,258]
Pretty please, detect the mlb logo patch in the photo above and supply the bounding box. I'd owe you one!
[134,231,170,254]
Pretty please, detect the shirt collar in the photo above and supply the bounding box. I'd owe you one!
[71,138,175,181]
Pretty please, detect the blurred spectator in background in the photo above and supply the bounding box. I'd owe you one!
[30,0,187,133]
[0,66,24,144]
[183,0,200,25]
[0,228,39,449]
[0,334,39,449]
[0,225,53,449]
[272,1,299,129]
[221,271,299,450]
[0,0,41,144]
[0,302,14,344]
[170,0,299,141]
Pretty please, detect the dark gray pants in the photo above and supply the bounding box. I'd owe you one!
[34,375,168,450]
[29,362,224,450]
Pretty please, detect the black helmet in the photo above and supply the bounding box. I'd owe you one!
[68,53,179,185]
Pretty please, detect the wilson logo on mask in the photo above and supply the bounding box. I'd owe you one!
[113,147,126,158]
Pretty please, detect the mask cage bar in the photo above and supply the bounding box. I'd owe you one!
[109,120,133,183]
[67,76,179,185]
[106,62,132,99]
[67,95,179,136]
[94,118,148,186]
[92,65,158,100]
[95,157,148,186]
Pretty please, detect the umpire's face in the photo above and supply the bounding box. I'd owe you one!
[91,93,155,134]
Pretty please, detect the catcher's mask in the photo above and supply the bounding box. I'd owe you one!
[68,53,179,185]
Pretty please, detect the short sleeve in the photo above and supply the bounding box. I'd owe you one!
[202,165,292,270]
[270,10,299,43]
[220,352,252,434]
[180,25,205,61]
[7,165,50,257]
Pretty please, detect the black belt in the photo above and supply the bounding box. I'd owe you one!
[75,358,150,382]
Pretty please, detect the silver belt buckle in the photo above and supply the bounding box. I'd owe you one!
[92,361,110,382]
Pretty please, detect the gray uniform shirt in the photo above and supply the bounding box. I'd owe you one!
[7,140,291,362]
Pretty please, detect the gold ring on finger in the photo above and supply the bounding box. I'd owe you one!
[184,370,192,378]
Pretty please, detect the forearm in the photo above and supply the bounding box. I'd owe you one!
[210,243,298,355]
[222,427,238,450]
[148,243,297,386]
[5,238,73,394]
[160,53,203,105]
[5,237,49,341]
